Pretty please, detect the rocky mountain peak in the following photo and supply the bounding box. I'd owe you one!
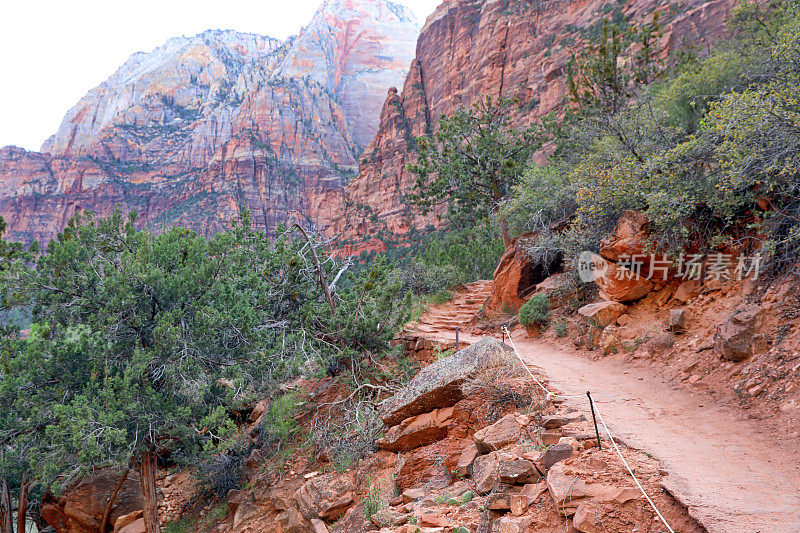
[0,0,420,246]
[276,0,419,147]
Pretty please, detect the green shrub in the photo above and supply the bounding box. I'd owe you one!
[519,294,550,328]
[553,319,568,337]
[259,391,302,447]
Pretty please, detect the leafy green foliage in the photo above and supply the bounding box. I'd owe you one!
[0,208,411,500]
[518,294,550,328]
[506,0,800,277]
[409,96,541,245]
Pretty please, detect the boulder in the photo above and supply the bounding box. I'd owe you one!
[117,518,145,533]
[599,326,621,355]
[473,452,501,493]
[539,443,575,471]
[520,482,548,505]
[496,516,533,533]
[668,308,686,333]
[473,452,537,493]
[233,501,257,529]
[381,338,514,427]
[573,501,606,533]
[595,261,654,302]
[600,211,650,263]
[547,463,640,515]
[377,406,453,452]
[311,518,331,533]
[715,305,764,361]
[510,493,528,516]
[401,487,426,503]
[277,507,314,533]
[487,236,563,314]
[419,512,452,527]
[672,280,702,303]
[294,472,354,521]
[473,413,526,453]
[540,413,585,429]
[113,510,143,533]
[577,301,626,328]
[41,468,143,533]
[395,441,452,491]
[330,502,371,533]
[455,443,480,477]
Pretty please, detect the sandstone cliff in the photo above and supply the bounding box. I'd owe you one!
[0,0,418,246]
[329,0,737,245]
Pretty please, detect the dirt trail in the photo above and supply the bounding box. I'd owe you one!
[409,282,800,533]
[513,337,800,533]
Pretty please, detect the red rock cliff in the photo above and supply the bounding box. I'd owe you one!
[328,0,736,245]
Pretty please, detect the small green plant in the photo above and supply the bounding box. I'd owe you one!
[260,391,302,445]
[435,492,461,506]
[164,519,195,533]
[434,344,456,361]
[429,289,453,304]
[461,490,474,504]
[453,527,470,533]
[553,318,568,337]
[519,293,550,328]
[408,515,418,525]
[364,479,383,519]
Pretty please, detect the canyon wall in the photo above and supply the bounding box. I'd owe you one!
[328,0,737,246]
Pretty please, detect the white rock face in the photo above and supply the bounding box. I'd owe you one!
[41,1,419,157]
[42,31,283,156]
[270,0,419,147]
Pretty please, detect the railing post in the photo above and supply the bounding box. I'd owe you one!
[587,391,603,450]
[455,327,459,352]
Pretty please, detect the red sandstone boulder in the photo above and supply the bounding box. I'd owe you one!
[381,338,514,427]
[715,305,764,361]
[595,261,654,302]
[294,472,354,522]
[473,413,528,453]
[488,235,562,315]
[116,518,145,533]
[547,462,640,516]
[377,406,453,452]
[600,211,650,263]
[577,301,626,327]
[41,468,143,533]
[473,452,537,493]
[394,440,452,491]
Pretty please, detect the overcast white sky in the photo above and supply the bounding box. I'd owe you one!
[0,0,439,151]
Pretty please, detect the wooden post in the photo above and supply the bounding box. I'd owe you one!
[455,327,460,352]
[140,451,160,533]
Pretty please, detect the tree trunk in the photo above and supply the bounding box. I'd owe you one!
[0,478,12,533]
[140,451,160,533]
[291,224,336,313]
[16,473,32,533]
[100,467,130,532]
[499,218,513,250]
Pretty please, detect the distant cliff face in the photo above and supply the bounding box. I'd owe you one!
[0,0,418,246]
[328,0,737,245]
